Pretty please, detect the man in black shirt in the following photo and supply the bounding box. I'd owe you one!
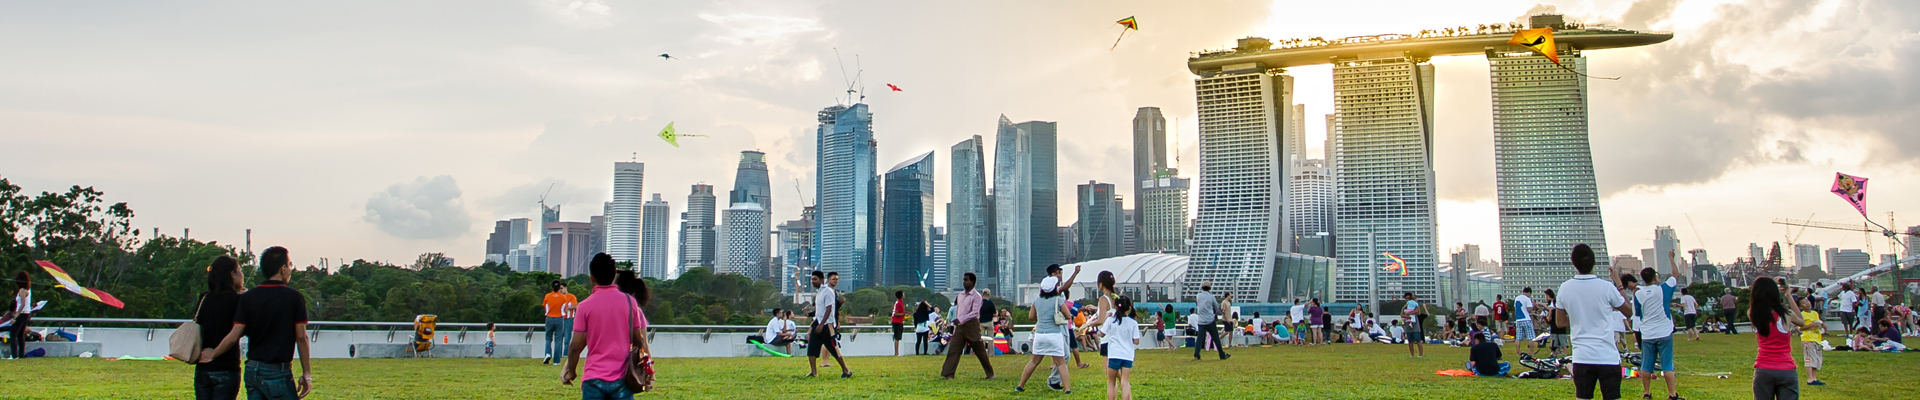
[202,246,313,399]
[1468,332,1508,377]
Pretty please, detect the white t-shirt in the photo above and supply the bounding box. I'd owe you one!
[1474,304,1491,317]
[1390,325,1405,342]
[1513,295,1534,321]
[813,287,838,326]
[764,318,786,338]
[1103,316,1140,362]
[1634,277,1678,339]
[1187,313,1199,329]
[1290,304,1306,324]
[1679,295,1698,315]
[1838,291,1858,312]
[1871,292,1887,307]
[1558,274,1627,365]
[1368,324,1387,337]
[1251,318,1265,333]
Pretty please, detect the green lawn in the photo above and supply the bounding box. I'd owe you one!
[0,334,1910,399]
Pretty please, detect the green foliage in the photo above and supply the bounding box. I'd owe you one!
[840,285,952,320]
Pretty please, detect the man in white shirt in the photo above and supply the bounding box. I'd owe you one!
[1250,313,1268,345]
[1474,302,1492,329]
[1837,284,1859,330]
[805,271,850,378]
[1289,300,1307,345]
[1515,287,1538,353]
[1555,244,1633,400]
[1628,267,1683,400]
[1677,289,1699,341]
[753,308,798,352]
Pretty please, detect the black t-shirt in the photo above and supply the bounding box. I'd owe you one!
[233,281,309,364]
[979,298,997,324]
[196,291,243,371]
[1470,342,1503,376]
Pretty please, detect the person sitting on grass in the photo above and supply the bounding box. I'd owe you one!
[1366,320,1391,344]
[1468,332,1509,377]
[1870,320,1906,352]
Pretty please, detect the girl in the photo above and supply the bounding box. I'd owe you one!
[913,302,932,355]
[1749,277,1805,400]
[1084,271,1120,355]
[1102,296,1140,400]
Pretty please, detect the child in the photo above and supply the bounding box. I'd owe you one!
[485,322,496,359]
[1796,298,1823,385]
[1102,296,1140,400]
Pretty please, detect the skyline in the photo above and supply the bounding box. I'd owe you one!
[3,0,1918,272]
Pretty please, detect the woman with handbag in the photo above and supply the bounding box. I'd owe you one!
[193,256,246,400]
[562,254,652,400]
[7,271,32,360]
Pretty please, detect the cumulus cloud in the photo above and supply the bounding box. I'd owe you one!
[364,175,474,240]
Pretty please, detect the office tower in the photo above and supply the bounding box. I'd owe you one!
[509,244,536,274]
[1019,121,1059,283]
[1187,54,1292,303]
[948,136,990,292]
[720,203,770,279]
[1332,51,1437,307]
[776,206,817,297]
[533,204,559,274]
[1287,160,1333,255]
[1651,226,1680,275]
[678,184,717,274]
[1287,104,1307,164]
[1908,226,1920,260]
[992,116,1032,294]
[507,218,532,272]
[1793,244,1822,272]
[640,194,671,279]
[1121,207,1138,255]
[1139,171,1190,254]
[929,227,948,290]
[883,151,936,287]
[608,162,645,265]
[588,215,606,261]
[1492,41,1612,298]
[1132,107,1167,246]
[1056,225,1079,265]
[817,104,880,291]
[730,151,773,214]
[1825,248,1870,277]
[486,220,513,261]
[544,222,594,277]
[1077,181,1121,261]
[1323,114,1335,161]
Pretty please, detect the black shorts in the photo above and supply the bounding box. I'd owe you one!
[892,322,905,340]
[1684,314,1697,330]
[1571,363,1622,400]
[1406,329,1425,343]
[807,327,838,358]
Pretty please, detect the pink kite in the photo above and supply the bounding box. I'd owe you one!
[1830,172,1869,217]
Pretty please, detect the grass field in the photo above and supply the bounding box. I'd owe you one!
[0,334,1910,399]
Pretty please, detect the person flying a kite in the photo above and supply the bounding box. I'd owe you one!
[656,122,707,148]
[1506,28,1618,80]
[1381,252,1408,276]
[1111,16,1138,50]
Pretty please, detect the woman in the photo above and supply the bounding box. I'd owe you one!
[1157,305,1178,351]
[1347,307,1366,342]
[912,302,932,355]
[1084,271,1120,355]
[194,256,245,400]
[610,270,654,390]
[8,271,33,360]
[1749,277,1805,400]
[1014,275,1075,394]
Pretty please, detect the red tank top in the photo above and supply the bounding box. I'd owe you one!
[1753,312,1795,370]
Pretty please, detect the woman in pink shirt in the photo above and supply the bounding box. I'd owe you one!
[562,254,651,400]
[1747,278,1804,400]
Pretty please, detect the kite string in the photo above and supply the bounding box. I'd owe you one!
[1110,28,1129,51]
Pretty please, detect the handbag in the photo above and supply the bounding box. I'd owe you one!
[621,294,655,393]
[168,295,206,364]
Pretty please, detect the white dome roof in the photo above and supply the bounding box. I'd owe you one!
[1063,253,1188,285]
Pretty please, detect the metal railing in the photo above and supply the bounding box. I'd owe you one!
[29,317,1076,345]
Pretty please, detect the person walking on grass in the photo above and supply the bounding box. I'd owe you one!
[892,290,907,357]
[6,271,33,361]
[1796,297,1825,386]
[1102,296,1141,400]
[941,273,994,380]
[1493,294,1509,337]
[1191,283,1231,360]
[1516,287,1538,349]
[1749,277,1805,400]
[542,280,577,365]
[485,322,496,359]
[804,271,850,378]
[1307,299,1326,346]
[1015,274,1075,394]
[1556,244,1632,400]
[1720,290,1739,335]
[913,302,932,356]
[192,256,245,400]
[1402,292,1425,357]
[200,247,313,400]
[560,255,652,400]
[1678,288,1700,341]
[1158,305,1178,351]
[1630,266,1685,400]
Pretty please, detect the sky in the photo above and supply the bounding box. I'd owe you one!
[2,0,1916,273]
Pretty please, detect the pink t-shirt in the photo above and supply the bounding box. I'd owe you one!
[572,285,646,382]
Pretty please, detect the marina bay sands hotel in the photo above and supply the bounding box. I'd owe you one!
[1182,14,1670,307]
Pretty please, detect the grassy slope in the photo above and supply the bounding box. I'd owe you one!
[0,334,1908,399]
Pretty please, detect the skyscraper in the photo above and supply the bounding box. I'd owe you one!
[991,116,1032,294]
[1332,52,1438,307]
[817,104,880,291]
[1652,226,1680,275]
[1492,39,1611,298]
[1019,121,1059,279]
[588,215,605,262]
[929,227,948,290]
[1077,181,1122,261]
[1792,244,1822,272]
[544,222,594,277]
[1187,52,1292,302]
[1825,248,1870,277]
[485,220,515,262]
[730,150,774,216]
[883,151,936,287]
[609,162,645,265]
[1286,103,1307,164]
[678,184,717,274]
[1139,172,1190,254]
[1121,206,1138,255]
[720,203,769,280]
[534,204,560,274]
[776,206,818,297]
[948,135,990,292]
[1287,159,1333,255]
[508,218,532,272]
[1132,107,1167,246]
[640,194,671,279]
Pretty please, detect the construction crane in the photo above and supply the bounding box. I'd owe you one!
[1771,217,1913,253]
[1780,213,1812,269]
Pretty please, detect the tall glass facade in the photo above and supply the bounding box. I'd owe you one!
[883,151,936,287]
[1188,65,1290,303]
[608,162,644,265]
[1331,53,1439,308]
[991,116,1031,294]
[640,193,671,279]
[1018,121,1060,280]
[678,184,716,275]
[1077,181,1121,261]
[1491,48,1610,297]
[948,136,990,292]
[816,104,879,291]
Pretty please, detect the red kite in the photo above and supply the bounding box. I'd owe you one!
[36,260,124,308]
[886,83,902,92]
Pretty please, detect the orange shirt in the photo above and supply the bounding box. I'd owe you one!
[544,292,578,318]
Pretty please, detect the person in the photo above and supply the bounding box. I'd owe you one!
[542,280,577,365]
[1545,289,1570,357]
[1453,302,1470,342]
[751,308,796,350]
[1289,299,1308,346]
[7,271,32,361]
[560,255,652,400]
[485,322,496,359]
[1869,286,1887,323]
[1191,282,1231,360]
[1678,288,1700,341]
[1834,284,1857,330]
[1474,301,1492,329]
[804,271,850,378]
[927,306,944,353]
[1307,299,1326,346]
[1612,277,1636,353]
[1102,296,1140,400]
[1555,244,1633,400]
[1795,297,1824,386]
[1157,305,1178,351]
[1366,320,1390,343]
[1250,312,1267,345]
[1630,267,1684,400]
[1084,271,1120,355]
[1468,332,1508,377]
[1720,290,1739,335]
[940,273,994,379]
[200,246,313,400]
[192,256,245,400]
[1015,273,1075,394]
[891,291,907,357]
[1347,307,1366,343]
[1516,287,1538,348]
[1493,294,1509,336]
[1748,277,1804,400]
[1185,309,1200,344]
[1870,320,1905,351]
[1402,292,1426,356]
[1219,293,1236,347]
[913,302,932,355]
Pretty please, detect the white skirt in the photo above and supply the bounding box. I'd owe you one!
[1031,331,1068,357]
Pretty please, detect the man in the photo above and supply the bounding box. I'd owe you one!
[200,246,313,400]
[543,280,578,365]
[1492,294,1509,336]
[1468,332,1507,377]
[1516,287,1538,352]
[1402,292,1426,357]
[940,273,994,379]
[1630,267,1683,400]
[1251,313,1267,345]
[560,254,651,400]
[891,290,907,357]
[805,271,851,378]
[1191,283,1231,360]
[1474,301,1492,329]
[1289,299,1307,346]
[1678,288,1700,341]
[1719,290,1739,335]
[1556,244,1633,400]
[751,308,797,353]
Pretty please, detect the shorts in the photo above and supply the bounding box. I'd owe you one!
[1031,331,1067,357]
[485,341,495,356]
[1106,358,1134,370]
[1516,320,1536,340]
[1156,329,1167,341]
[807,326,838,358]
[1639,336,1674,372]
[1552,334,1570,349]
[1684,314,1697,330]
[1069,332,1080,350]
[892,322,905,341]
[1801,341,1823,369]
[1405,329,1425,344]
[1571,363,1622,400]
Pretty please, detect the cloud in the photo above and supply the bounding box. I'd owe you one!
[539,0,613,27]
[363,175,474,240]
[481,178,602,219]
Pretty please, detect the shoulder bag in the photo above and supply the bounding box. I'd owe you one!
[622,294,655,393]
[168,294,206,364]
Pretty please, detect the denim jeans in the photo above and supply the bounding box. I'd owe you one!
[561,318,575,357]
[194,369,240,400]
[580,379,633,400]
[546,317,567,362]
[243,361,297,400]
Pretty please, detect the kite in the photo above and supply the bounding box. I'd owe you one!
[1110,16,1138,50]
[655,122,706,148]
[1381,252,1408,276]
[659,54,676,60]
[1831,172,1869,217]
[36,260,125,308]
[1506,28,1619,80]
[886,83,903,92]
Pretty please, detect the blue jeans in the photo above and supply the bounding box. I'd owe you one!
[580,379,633,400]
[546,317,567,361]
[243,361,297,400]
[1640,336,1675,372]
[561,318,575,357]
[194,369,240,400]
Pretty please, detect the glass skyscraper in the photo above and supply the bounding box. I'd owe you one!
[816,104,879,291]
[678,184,716,275]
[640,193,671,279]
[608,162,644,266]
[1018,121,1059,280]
[1491,47,1611,296]
[991,116,1031,294]
[1188,63,1291,303]
[882,151,935,287]
[1331,53,1439,308]
[1132,107,1166,245]
[730,150,773,215]
[1077,181,1121,261]
[947,135,989,292]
